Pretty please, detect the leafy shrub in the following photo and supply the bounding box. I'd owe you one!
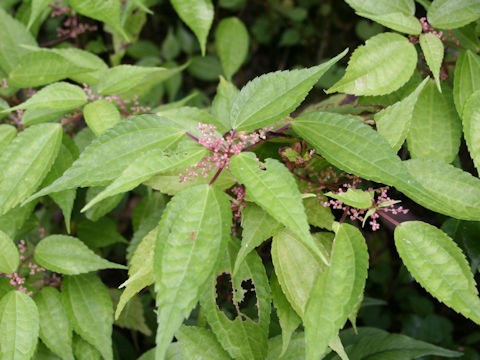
[0,0,480,359]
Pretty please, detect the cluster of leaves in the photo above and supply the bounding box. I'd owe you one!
[1,0,480,359]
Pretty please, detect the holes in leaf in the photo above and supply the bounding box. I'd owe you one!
[215,272,259,323]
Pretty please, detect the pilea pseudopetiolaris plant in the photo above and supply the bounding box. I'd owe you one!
[0,0,480,359]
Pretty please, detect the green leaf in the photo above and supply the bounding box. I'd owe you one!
[33,287,74,360]
[200,240,271,360]
[83,100,121,136]
[62,274,114,360]
[77,217,128,248]
[170,0,214,55]
[463,90,480,173]
[4,82,87,113]
[212,77,239,133]
[116,227,157,319]
[34,235,126,274]
[407,81,461,163]
[271,274,301,357]
[0,230,19,274]
[0,7,37,73]
[109,289,151,336]
[453,23,480,53]
[187,55,223,81]
[344,0,415,15]
[0,123,62,215]
[325,188,373,209]
[156,106,224,134]
[84,187,124,222]
[404,158,480,221]
[0,124,16,154]
[68,0,128,40]
[72,335,102,360]
[230,50,347,131]
[271,229,331,317]
[215,17,249,80]
[34,341,62,360]
[28,115,185,199]
[454,50,480,117]
[266,333,306,360]
[427,0,480,29]
[8,50,95,88]
[327,33,417,96]
[420,33,444,92]
[233,203,282,275]
[230,153,327,264]
[305,223,369,360]
[0,202,37,239]
[154,184,232,360]
[27,0,51,29]
[21,108,67,127]
[176,326,231,359]
[375,77,429,151]
[395,221,480,324]
[356,12,421,35]
[0,290,39,360]
[82,147,208,212]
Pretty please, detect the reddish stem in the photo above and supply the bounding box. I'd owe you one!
[209,167,224,186]
[377,210,401,227]
[185,131,200,143]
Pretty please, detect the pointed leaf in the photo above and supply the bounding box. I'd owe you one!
[82,147,208,212]
[34,235,126,275]
[0,8,37,73]
[34,287,74,360]
[344,0,415,16]
[303,197,335,230]
[176,326,231,360]
[327,33,417,96]
[230,152,327,264]
[170,0,214,55]
[395,221,480,324]
[83,100,121,136]
[0,124,16,154]
[0,123,62,215]
[0,290,39,360]
[463,90,480,173]
[375,77,429,151]
[200,240,271,360]
[72,335,102,360]
[154,184,232,360]
[109,289,151,336]
[28,115,185,199]
[325,188,373,209]
[428,0,480,29]
[305,223,368,360]
[212,77,239,133]
[27,0,51,29]
[84,187,124,222]
[266,333,306,360]
[407,81,461,163]
[231,50,347,131]
[0,230,19,274]
[420,33,444,92]
[62,274,114,360]
[216,17,249,80]
[357,12,421,35]
[454,50,480,117]
[77,217,127,248]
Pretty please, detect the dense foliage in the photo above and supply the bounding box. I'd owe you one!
[1,0,480,359]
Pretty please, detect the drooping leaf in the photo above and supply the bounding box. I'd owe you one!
[266,333,306,360]
[8,51,95,88]
[109,289,151,336]
[170,0,214,55]
[305,223,369,360]
[62,274,114,360]
[83,100,121,136]
[33,287,74,360]
[230,50,347,131]
[463,90,480,173]
[72,335,102,360]
[404,158,480,221]
[271,274,301,357]
[215,17,249,80]
[0,7,37,73]
[454,50,480,117]
[176,326,231,359]
[154,184,232,360]
[82,147,208,212]
[0,230,19,274]
[34,235,126,274]
[325,188,373,209]
[200,240,271,360]
[230,152,327,264]
[356,12,421,35]
[233,203,282,275]
[395,221,480,324]
[84,187,124,222]
[34,341,62,360]
[420,33,444,92]
[27,115,185,199]
[0,123,62,215]
[427,0,480,29]
[407,81,461,163]
[68,0,128,40]
[0,290,39,360]
[375,77,429,151]
[77,217,127,248]
[0,124,16,153]
[27,0,51,29]
[212,77,239,133]
[327,33,417,96]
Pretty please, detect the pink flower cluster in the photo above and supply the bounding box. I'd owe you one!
[0,78,7,88]
[231,185,246,219]
[56,16,97,39]
[83,83,151,114]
